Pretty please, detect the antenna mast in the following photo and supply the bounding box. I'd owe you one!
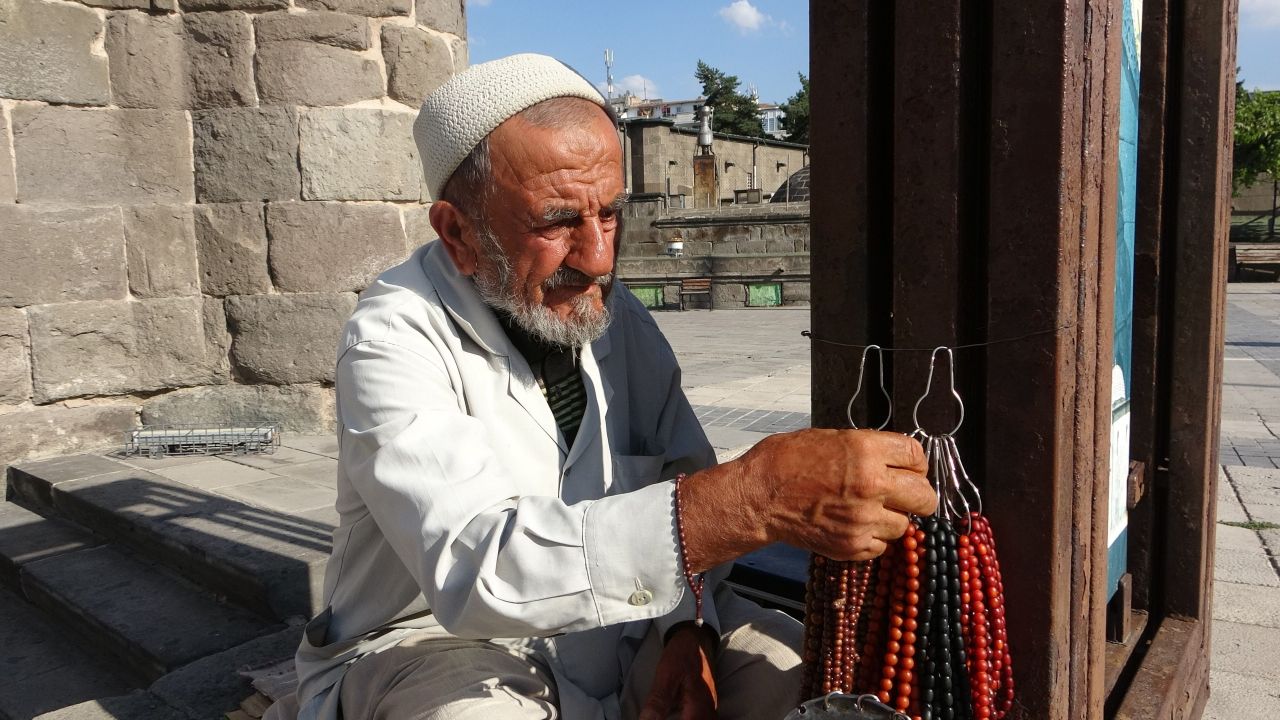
[604,49,615,98]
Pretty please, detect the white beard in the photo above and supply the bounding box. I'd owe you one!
[471,229,613,348]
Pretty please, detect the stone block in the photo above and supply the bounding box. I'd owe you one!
[143,384,336,433]
[124,206,200,298]
[712,283,746,307]
[0,308,31,403]
[0,106,14,203]
[403,204,436,248]
[225,293,357,384]
[255,10,372,49]
[184,11,256,109]
[782,281,811,303]
[267,202,407,292]
[12,106,193,205]
[734,238,769,255]
[300,109,423,201]
[256,41,383,106]
[28,297,225,403]
[179,0,288,10]
[150,625,304,718]
[202,297,233,379]
[193,108,300,202]
[416,0,465,35]
[381,25,453,106]
[296,0,408,16]
[685,241,713,256]
[21,545,279,680]
[105,12,184,109]
[663,284,681,308]
[79,0,150,6]
[0,404,137,466]
[765,238,796,253]
[0,206,127,307]
[0,0,110,105]
[449,35,468,69]
[32,692,185,720]
[194,203,272,296]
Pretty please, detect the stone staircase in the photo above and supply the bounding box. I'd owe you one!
[0,448,337,719]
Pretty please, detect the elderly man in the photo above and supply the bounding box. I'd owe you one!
[285,54,935,720]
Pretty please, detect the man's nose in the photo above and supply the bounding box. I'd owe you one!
[566,216,614,278]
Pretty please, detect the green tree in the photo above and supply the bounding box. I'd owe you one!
[1234,81,1280,193]
[779,73,810,144]
[694,60,765,138]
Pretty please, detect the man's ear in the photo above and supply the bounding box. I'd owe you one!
[429,201,479,276]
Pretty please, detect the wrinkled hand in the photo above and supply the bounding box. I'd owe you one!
[638,624,718,720]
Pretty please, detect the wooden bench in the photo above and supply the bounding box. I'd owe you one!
[1229,242,1280,281]
[679,278,713,310]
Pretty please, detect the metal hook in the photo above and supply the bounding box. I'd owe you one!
[845,344,892,431]
[945,434,983,518]
[910,346,965,436]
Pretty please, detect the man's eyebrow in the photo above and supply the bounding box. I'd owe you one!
[541,205,580,222]
[607,193,631,210]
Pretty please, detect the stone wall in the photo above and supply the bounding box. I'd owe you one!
[621,118,808,200]
[0,0,465,465]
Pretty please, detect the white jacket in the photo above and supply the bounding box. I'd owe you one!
[294,242,724,720]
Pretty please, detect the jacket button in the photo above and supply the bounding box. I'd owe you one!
[628,589,654,606]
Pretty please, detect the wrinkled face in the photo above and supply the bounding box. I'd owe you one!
[469,109,626,346]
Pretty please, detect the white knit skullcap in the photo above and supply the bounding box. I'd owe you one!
[414,53,608,199]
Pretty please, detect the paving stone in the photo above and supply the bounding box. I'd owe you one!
[217,476,336,514]
[0,0,110,105]
[194,203,273,296]
[193,108,300,203]
[12,106,193,205]
[275,457,338,487]
[267,202,407,291]
[142,384,337,434]
[296,0,408,16]
[281,434,339,458]
[155,459,281,491]
[1204,668,1280,720]
[105,12,185,109]
[416,0,465,35]
[1216,522,1269,552]
[255,40,384,106]
[150,624,303,717]
[0,405,138,469]
[179,0,288,9]
[124,205,200,299]
[28,297,225,403]
[0,205,128,307]
[0,104,15,203]
[381,25,454,106]
[1214,546,1280,587]
[223,445,328,470]
[33,690,187,720]
[300,108,424,201]
[22,545,280,681]
[1211,620,1280,681]
[254,10,372,49]
[0,307,32,403]
[0,588,135,720]
[183,11,256,109]
[225,293,357,384]
[1212,580,1280,628]
[0,501,100,588]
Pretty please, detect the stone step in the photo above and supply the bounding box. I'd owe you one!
[20,543,282,683]
[0,585,136,720]
[33,691,187,720]
[7,453,330,620]
[0,498,102,590]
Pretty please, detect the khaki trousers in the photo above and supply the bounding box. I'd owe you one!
[337,590,803,720]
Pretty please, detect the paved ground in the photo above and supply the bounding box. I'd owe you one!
[23,292,1278,715]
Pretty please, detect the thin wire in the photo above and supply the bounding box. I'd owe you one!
[800,321,1074,352]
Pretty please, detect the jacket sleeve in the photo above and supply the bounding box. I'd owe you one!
[336,337,693,640]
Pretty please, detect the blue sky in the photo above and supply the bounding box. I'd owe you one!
[466,0,811,104]
[468,0,1278,103]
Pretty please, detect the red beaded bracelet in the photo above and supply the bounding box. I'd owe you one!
[673,473,705,626]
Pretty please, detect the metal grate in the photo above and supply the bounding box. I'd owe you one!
[122,422,281,458]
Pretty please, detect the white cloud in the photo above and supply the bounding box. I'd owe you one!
[1241,0,1280,26]
[718,0,769,34]
[613,74,659,98]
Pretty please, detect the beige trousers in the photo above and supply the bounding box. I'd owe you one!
[336,590,803,720]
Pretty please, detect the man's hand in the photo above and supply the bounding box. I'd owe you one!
[679,429,935,572]
[639,624,718,720]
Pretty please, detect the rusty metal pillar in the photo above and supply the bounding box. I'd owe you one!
[809,0,1236,718]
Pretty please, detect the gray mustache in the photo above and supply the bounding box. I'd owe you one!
[542,267,613,291]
